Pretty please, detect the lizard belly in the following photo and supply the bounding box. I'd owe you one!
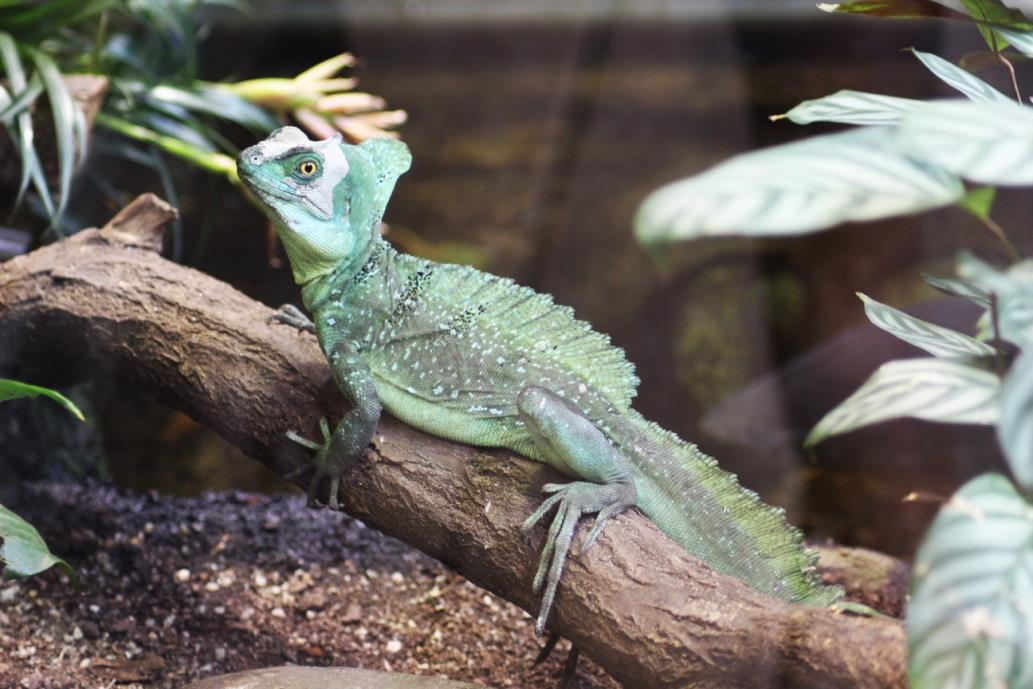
[372,373,543,460]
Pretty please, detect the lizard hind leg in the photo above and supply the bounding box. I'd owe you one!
[516,386,636,635]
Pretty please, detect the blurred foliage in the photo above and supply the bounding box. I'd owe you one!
[633,2,1033,687]
[0,0,405,255]
[0,378,82,585]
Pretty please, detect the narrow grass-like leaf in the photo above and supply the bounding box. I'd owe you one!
[921,272,992,306]
[146,83,279,133]
[0,379,84,421]
[805,358,999,446]
[858,292,995,359]
[911,48,1011,103]
[908,473,1033,689]
[635,126,964,243]
[0,504,75,582]
[25,47,78,224]
[775,89,924,126]
[817,1,972,20]
[0,33,52,216]
[899,100,1033,185]
[999,352,1033,490]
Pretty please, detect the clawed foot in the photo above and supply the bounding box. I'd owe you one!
[284,417,347,509]
[269,303,315,333]
[521,479,635,635]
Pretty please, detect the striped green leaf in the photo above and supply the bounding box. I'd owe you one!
[921,272,992,306]
[634,126,964,243]
[911,48,1012,103]
[816,1,971,21]
[958,254,1033,346]
[776,89,924,126]
[0,504,74,582]
[858,292,995,359]
[908,473,1033,689]
[995,27,1033,56]
[899,100,1033,185]
[805,357,1000,446]
[999,352,1033,490]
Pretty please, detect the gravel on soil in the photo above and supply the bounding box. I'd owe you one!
[0,483,621,689]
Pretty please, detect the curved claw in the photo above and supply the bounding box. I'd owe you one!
[269,303,315,333]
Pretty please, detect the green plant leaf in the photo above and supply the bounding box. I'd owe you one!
[911,48,1012,103]
[958,254,1033,346]
[959,0,1033,48]
[999,352,1033,490]
[634,126,964,243]
[0,33,53,218]
[958,185,997,220]
[775,89,924,126]
[0,504,74,582]
[858,292,996,359]
[922,272,993,306]
[0,379,84,421]
[817,1,972,21]
[899,100,1033,185]
[996,27,1033,55]
[908,473,1033,689]
[805,357,1000,446]
[25,46,81,226]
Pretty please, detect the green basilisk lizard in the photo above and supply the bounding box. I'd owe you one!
[237,127,842,633]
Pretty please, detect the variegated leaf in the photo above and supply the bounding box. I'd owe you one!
[995,27,1033,56]
[899,100,1033,185]
[911,48,1012,103]
[921,272,992,306]
[634,126,964,243]
[858,293,995,359]
[1000,352,1033,490]
[908,473,1033,689]
[958,254,1033,346]
[776,89,924,126]
[805,357,999,446]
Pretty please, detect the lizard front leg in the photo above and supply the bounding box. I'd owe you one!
[285,340,381,509]
[516,386,637,635]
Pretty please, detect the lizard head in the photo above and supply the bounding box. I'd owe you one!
[237,126,411,285]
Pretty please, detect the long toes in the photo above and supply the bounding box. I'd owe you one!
[319,417,331,441]
[541,483,566,494]
[305,473,326,509]
[581,504,623,553]
[286,430,322,451]
[522,492,563,531]
[283,461,312,481]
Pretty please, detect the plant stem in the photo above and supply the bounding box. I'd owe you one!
[977,213,1020,261]
[997,53,1023,104]
[990,292,1005,379]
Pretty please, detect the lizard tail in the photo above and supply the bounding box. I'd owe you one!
[608,411,842,606]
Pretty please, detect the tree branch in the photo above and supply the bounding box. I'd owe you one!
[0,196,906,689]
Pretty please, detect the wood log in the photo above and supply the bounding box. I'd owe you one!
[0,195,907,689]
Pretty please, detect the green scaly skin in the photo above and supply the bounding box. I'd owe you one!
[237,128,842,634]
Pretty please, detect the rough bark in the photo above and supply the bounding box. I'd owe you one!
[0,196,907,689]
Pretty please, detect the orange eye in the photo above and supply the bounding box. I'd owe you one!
[297,160,318,177]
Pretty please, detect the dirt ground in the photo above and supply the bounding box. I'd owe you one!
[0,483,620,689]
